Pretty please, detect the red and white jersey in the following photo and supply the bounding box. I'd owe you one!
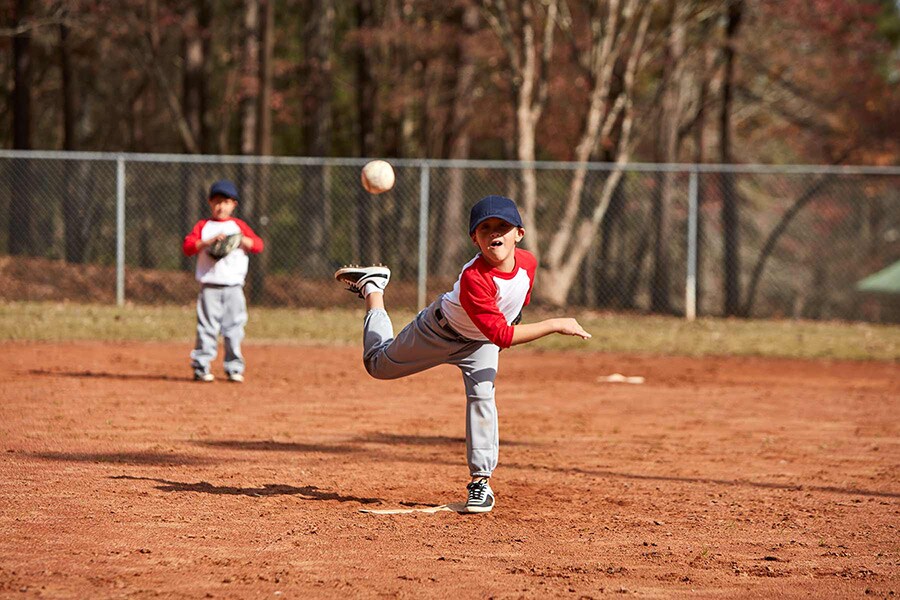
[183,218,264,285]
[440,248,537,349]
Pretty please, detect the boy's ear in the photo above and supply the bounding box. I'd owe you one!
[515,227,525,243]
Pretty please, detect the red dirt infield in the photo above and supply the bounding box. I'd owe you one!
[1,342,897,598]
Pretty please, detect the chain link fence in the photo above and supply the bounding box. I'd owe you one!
[1,151,898,322]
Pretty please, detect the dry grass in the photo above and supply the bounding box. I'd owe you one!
[1,301,897,361]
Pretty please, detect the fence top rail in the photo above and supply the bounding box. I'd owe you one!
[1,149,899,176]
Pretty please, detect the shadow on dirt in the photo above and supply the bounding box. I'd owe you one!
[28,368,188,382]
[190,437,459,468]
[509,463,900,499]
[195,440,363,454]
[350,432,533,447]
[195,432,531,453]
[28,451,216,466]
[110,475,383,504]
[354,433,467,446]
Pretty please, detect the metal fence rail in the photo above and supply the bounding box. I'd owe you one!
[1,150,898,322]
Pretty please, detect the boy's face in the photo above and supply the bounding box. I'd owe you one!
[208,195,237,220]
[471,217,524,267]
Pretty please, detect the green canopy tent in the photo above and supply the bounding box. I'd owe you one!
[856,260,900,294]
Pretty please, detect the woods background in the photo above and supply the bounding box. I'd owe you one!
[1,0,899,319]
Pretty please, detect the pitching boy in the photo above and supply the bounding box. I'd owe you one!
[182,179,264,382]
[335,195,591,513]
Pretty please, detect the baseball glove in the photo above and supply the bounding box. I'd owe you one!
[207,233,243,259]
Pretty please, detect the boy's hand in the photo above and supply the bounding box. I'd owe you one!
[510,317,592,346]
[240,236,254,251]
[553,318,592,340]
[198,233,227,251]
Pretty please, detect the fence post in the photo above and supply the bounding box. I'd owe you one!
[116,156,126,306]
[418,162,430,310]
[685,168,699,321]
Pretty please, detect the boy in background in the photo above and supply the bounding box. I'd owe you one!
[183,179,264,383]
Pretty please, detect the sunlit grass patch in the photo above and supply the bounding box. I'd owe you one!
[1,301,896,361]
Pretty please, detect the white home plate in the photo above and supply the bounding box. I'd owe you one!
[597,373,645,384]
[360,502,468,515]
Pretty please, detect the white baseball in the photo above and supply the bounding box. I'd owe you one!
[361,160,395,195]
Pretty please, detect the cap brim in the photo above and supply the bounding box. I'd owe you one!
[469,216,522,234]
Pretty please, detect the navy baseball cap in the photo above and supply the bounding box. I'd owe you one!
[208,179,239,201]
[468,195,524,235]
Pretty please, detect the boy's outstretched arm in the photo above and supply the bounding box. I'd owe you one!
[510,317,591,346]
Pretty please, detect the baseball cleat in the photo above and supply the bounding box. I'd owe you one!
[194,371,215,382]
[464,477,495,513]
[334,265,391,298]
[226,372,244,383]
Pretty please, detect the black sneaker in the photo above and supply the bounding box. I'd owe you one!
[334,265,391,298]
[465,478,495,513]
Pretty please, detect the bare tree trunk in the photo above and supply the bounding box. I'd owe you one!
[438,4,479,277]
[10,0,34,256]
[250,0,274,303]
[355,0,376,264]
[651,3,688,314]
[596,173,626,307]
[691,50,712,316]
[311,0,334,156]
[719,0,743,316]
[60,16,74,152]
[179,1,211,271]
[649,169,668,310]
[183,6,205,152]
[305,0,335,276]
[236,0,261,298]
[240,0,260,157]
[387,0,415,278]
[623,219,652,309]
[257,0,273,157]
[198,0,212,151]
[60,11,85,263]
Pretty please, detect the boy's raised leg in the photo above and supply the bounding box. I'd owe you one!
[335,265,460,380]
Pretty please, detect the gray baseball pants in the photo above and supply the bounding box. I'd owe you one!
[190,284,247,376]
[363,300,500,478]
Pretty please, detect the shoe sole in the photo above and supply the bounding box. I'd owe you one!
[334,266,391,284]
[464,496,495,513]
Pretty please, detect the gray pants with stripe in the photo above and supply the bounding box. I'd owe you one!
[190,284,247,376]
[363,300,500,478]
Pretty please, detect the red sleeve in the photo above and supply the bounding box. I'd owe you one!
[182,220,208,256]
[234,219,265,254]
[459,264,515,349]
